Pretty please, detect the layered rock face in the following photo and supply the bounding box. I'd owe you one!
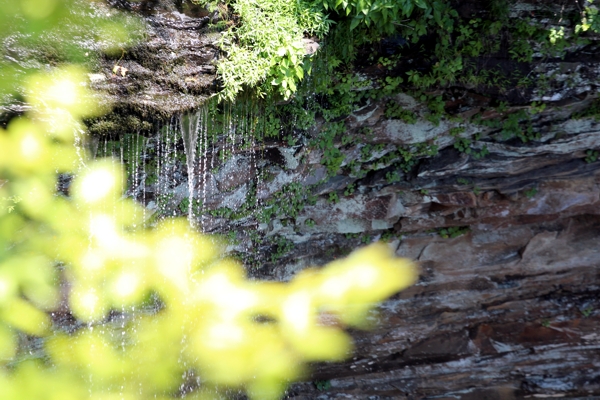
[79,6,600,397]
[268,104,600,399]
[116,91,600,398]
[86,3,220,130]
[5,0,600,398]
[288,216,600,399]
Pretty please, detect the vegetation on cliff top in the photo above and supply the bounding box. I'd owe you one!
[193,0,600,102]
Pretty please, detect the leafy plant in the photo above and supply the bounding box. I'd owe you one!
[315,121,346,176]
[225,229,240,245]
[259,182,316,223]
[524,187,538,199]
[496,101,509,114]
[530,101,547,114]
[541,319,551,328]
[361,144,374,161]
[157,193,175,210]
[426,95,445,126]
[453,137,489,160]
[320,0,429,33]
[380,231,396,242]
[386,171,402,184]
[344,184,356,196]
[499,110,540,142]
[269,235,294,262]
[573,98,600,121]
[178,197,203,215]
[585,149,599,164]
[385,101,417,123]
[582,306,594,317]
[1,195,22,213]
[210,206,235,218]
[576,0,600,33]
[216,0,332,101]
[378,56,396,70]
[439,226,470,239]
[380,76,404,95]
[314,379,331,391]
[328,192,340,204]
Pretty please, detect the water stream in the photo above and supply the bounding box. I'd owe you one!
[180,112,200,226]
[92,95,272,240]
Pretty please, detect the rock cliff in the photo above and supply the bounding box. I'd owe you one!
[5,0,600,398]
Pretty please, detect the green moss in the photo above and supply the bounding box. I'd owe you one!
[87,114,154,137]
[88,120,121,136]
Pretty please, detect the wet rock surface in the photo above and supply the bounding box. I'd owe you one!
[0,2,222,132]
[88,8,220,121]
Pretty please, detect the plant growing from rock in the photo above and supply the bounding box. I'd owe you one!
[344,184,356,196]
[585,149,599,163]
[524,187,538,199]
[426,95,446,126]
[380,231,396,242]
[328,192,339,204]
[581,306,594,317]
[576,0,600,33]
[213,0,332,101]
[439,226,470,239]
[385,101,417,123]
[386,171,402,184]
[314,379,331,391]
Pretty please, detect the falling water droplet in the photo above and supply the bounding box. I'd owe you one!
[180,111,200,228]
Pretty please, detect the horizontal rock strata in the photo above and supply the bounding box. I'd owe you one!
[285,212,600,399]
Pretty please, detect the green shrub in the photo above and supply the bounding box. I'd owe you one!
[216,0,332,101]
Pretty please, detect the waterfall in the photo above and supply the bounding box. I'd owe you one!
[89,94,277,242]
[180,112,200,227]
